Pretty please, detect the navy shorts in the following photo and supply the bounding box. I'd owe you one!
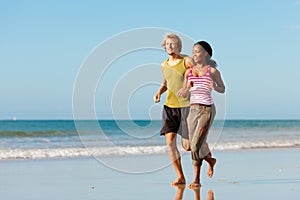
[160,105,190,139]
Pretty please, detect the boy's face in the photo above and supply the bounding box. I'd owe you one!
[165,38,180,55]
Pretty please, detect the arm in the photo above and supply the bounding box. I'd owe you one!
[154,77,167,103]
[176,56,193,98]
[210,68,225,93]
[177,69,191,98]
[184,56,194,69]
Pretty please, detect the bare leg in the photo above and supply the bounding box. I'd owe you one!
[202,143,216,177]
[204,154,217,178]
[206,151,212,157]
[188,165,201,188]
[165,132,186,185]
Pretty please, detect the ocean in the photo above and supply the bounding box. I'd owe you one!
[0,120,299,160]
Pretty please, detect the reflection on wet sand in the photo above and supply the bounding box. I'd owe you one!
[174,186,214,200]
[174,185,186,200]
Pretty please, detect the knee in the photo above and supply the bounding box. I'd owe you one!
[165,133,176,146]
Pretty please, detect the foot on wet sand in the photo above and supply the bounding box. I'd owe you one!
[188,181,201,188]
[171,178,186,186]
[207,158,217,178]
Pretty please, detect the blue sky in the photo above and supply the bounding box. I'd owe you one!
[1,0,300,120]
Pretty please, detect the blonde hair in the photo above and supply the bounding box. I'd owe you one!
[161,33,182,52]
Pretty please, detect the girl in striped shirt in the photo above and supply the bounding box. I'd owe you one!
[179,41,225,188]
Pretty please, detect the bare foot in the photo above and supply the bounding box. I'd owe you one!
[171,177,186,186]
[188,181,201,188]
[207,158,217,178]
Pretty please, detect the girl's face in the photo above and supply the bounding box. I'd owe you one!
[192,44,206,64]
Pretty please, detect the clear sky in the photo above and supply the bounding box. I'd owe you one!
[1,0,300,120]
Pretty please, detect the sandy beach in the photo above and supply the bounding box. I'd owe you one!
[1,148,299,200]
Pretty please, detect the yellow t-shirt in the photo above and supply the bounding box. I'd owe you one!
[162,57,190,108]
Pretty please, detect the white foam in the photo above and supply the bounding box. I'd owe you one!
[0,146,169,160]
[211,139,300,150]
[0,139,299,160]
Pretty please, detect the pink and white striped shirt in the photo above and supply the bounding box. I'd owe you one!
[188,65,214,105]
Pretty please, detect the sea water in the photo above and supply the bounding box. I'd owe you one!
[0,120,299,160]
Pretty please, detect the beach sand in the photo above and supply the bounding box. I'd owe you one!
[0,148,299,200]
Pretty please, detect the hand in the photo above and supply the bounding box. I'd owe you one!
[177,88,184,97]
[154,93,160,103]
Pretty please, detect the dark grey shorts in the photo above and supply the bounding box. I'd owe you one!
[160,105,190,139]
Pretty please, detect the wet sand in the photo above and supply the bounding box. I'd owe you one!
[0,148,299,199]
